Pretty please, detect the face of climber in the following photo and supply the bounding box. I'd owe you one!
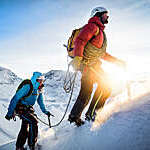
[36,79,44,86]
[101,13,109,24]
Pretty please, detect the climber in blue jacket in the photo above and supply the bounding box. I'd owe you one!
[5,72,53,150]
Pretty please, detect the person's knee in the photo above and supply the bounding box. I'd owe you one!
[26,118,38,128]
[31,119,38,126]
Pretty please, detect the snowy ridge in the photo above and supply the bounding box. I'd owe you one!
[0,66,22,145]
[43,69,81,102]
[0,66,21,99]
[0,67,21,84]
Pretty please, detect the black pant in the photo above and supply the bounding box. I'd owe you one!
[16,111,38,148]
[70,64,111,118]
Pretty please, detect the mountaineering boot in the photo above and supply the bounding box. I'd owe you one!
[29,146,35,150]
[29,143,41,150]
[68,114,84,127]
[75,118,85,127]
[16,147,27,150]
[85,111,96,122]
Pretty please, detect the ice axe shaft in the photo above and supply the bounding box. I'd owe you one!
[48,116,51,128]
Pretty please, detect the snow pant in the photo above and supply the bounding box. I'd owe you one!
[70,63,111,118]
[16,105,38,148]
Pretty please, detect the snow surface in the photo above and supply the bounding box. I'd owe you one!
[0,67,150,150]
[40,93,150,150]
[0,67,21,99]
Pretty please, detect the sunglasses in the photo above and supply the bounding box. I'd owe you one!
[36,79,44,83]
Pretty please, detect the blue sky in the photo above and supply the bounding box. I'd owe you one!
[0,0,150,78]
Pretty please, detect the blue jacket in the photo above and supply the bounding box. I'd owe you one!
[7,72,48,117]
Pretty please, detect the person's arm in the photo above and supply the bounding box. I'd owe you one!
[37,93,48,114]
[102,52,126,68]
[6,84,30,117]
[101,52,118,63]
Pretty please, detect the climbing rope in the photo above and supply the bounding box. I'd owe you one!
[37,64,77,128]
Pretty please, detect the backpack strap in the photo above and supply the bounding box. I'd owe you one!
[16,79,33,101]
[95,27,99,36]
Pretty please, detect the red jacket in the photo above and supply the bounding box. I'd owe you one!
[74,16,105,57]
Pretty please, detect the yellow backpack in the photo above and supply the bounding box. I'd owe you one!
[64,27,99,58]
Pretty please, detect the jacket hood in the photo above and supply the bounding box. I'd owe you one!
[88,16,105,30]
[31,72,43,89]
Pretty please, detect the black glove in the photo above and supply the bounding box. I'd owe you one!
[46,111,54,117]
[5,114,12,121]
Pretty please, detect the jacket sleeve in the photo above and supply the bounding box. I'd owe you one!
[7,84,30,117]
[37,93,48,114]
[101,52,119,63]
[74,23,99,57]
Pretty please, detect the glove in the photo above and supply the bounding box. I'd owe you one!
[70,56,83,71]
[5,114,12,121]
[46,111,54,117]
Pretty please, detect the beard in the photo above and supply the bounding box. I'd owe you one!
[100,17,109,24]
[104,19,108,24]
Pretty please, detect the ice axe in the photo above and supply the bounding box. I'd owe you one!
[48,116,51,128]
[47,112,54,128]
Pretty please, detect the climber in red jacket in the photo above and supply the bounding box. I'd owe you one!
[68,7,126,126]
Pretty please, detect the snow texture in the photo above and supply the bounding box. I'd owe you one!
[0,67,21,99]
[0,67,150,150]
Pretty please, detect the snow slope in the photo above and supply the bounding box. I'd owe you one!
[0,66,21,99]
[0,67,150,150]
[39,93,150,150]
[1,93,150,150]
[0,67,22,145]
